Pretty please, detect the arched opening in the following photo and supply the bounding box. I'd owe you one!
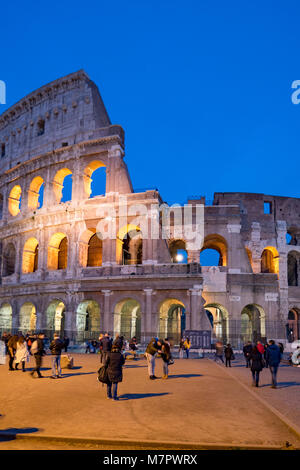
[287,309,300,342]
[200,234,227,266]
[37,119,45,136]
[159,298,186,344]
[46,300,66,335]
[22,238,39,273]
[87,233,103,267]
[114,299,141,342]
[240,304,266,344]
[8,185,22,216]
[0,303,12,332]
[48,233,68,270]
[288,251,299,286]
[53,168,72,203]
[83,160,106,198]
[28,176,44,210]
[261,246,279,275]
[245,247,253,271]
[205,303,228,344]
[117,225,142,265]
[19,302,36,333]
[169,239,187,263]
[3,243,16,276]
[76,300,101,341]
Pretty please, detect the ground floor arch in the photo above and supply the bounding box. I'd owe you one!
[0,303,12,333]
[204,303,229,344]
[76,300,101,341]
[46,300,66,334]
[114,299,141,342]
[287,308,300,342]
[240,304,266,344]
[158,298,186,344]
[19,302,37,333]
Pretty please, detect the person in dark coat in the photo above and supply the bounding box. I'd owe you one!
[63,336,70,352]
[30,333,46,378]
[7,335,18,371]
[113,334,124,351]
[249,345,264,387]
[224,344,234,367]
[161,340,171,379]
[104,345,125,401]
[243,342,252,368]
[50,334,64,378]
[99,333,112,364]
[265,340,282,388]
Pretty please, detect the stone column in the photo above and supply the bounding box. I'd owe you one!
[189,285,203,330]
[227,224,242,273]
[102,239,117,266]
[102,290,113,334]
[143,288,153,344]
[249,222,262,273]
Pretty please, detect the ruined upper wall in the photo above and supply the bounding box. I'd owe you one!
[0,70,116,172]
[213,192,300,238]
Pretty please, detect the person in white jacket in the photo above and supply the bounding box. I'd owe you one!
[15,336,29,372]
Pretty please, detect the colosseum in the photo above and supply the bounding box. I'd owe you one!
[0,70,299,349]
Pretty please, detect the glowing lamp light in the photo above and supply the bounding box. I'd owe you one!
[176,253,184,262]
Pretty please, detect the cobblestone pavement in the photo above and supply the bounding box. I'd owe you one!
[0,353,299,450]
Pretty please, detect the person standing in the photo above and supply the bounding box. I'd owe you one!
[100,333,112,364]
[265,340,282,389]
[224,343,234,367]
[161,340,171,379]
[30,333,46,378]
[14,336,29,372]
[256,341,265,355]
[184,337,191,359]
[104,345,125,401]
[243,341,252,368]
[145,337,161,380]
[98,334,104,363]
[179,337,184,359]
[249,345,264,387]
[63,336,70,353]
[50,334,64,379]
[7,335,18,371]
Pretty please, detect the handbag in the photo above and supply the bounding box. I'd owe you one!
[97,365,110,384]
[168,358,174,365]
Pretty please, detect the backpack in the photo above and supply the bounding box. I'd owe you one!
[97,366,110,385]
[31,340,38,354]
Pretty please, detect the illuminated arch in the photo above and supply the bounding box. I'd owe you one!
[204,303,229,343]
[116,224,142,265]
[48,233,68,270]
[46,300,66,333]
[76,300,101,341]
[78,229,103,267]
[28,176,44,210]
[200,234,228,266]
[22,237,39,273]
[241,304,266,343]
[8,185,22,216]
[83,160,106,198]
[53,168,72,203]
[261,246,279,275]
[0,303,12,330]
[169,239,187,263]
[19,302,36,332]
[158,298,186,343]
[114,298,141,342]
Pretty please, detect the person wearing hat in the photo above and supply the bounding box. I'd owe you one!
[104,345,126,401]
[145,337,161,380]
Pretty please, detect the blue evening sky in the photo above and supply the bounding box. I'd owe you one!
[1,0,300,206]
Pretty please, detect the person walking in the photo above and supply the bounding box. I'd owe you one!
[14,336,29,372]
[145,337,161,380]
[243,341,252,368]
[214,341,224,364]
[30,333,46,378]
[256,341,265,355]
[224,343,234,367]
[49,334,64,379]
[249,345,264,387]
[7,335,18,371]
[161,340,171,379]
[104,345,125,401]
[265,340,282,389]
[98,334,104,363]
[183,337,191,359]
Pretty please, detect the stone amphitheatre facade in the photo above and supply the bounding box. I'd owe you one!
[0,70,299,348]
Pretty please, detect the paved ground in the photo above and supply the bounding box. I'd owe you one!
[0,353,300,450]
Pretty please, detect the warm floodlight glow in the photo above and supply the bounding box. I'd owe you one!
[176,253,184,262]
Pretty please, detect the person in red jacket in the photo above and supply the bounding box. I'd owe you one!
[256,341,265,355]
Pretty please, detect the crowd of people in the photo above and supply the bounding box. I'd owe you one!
[214,339,288,389]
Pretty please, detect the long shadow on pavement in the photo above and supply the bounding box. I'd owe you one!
[0,427,39,442]
[60,372,96,378]
[119,393,170,401]
[168,374,202,379]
